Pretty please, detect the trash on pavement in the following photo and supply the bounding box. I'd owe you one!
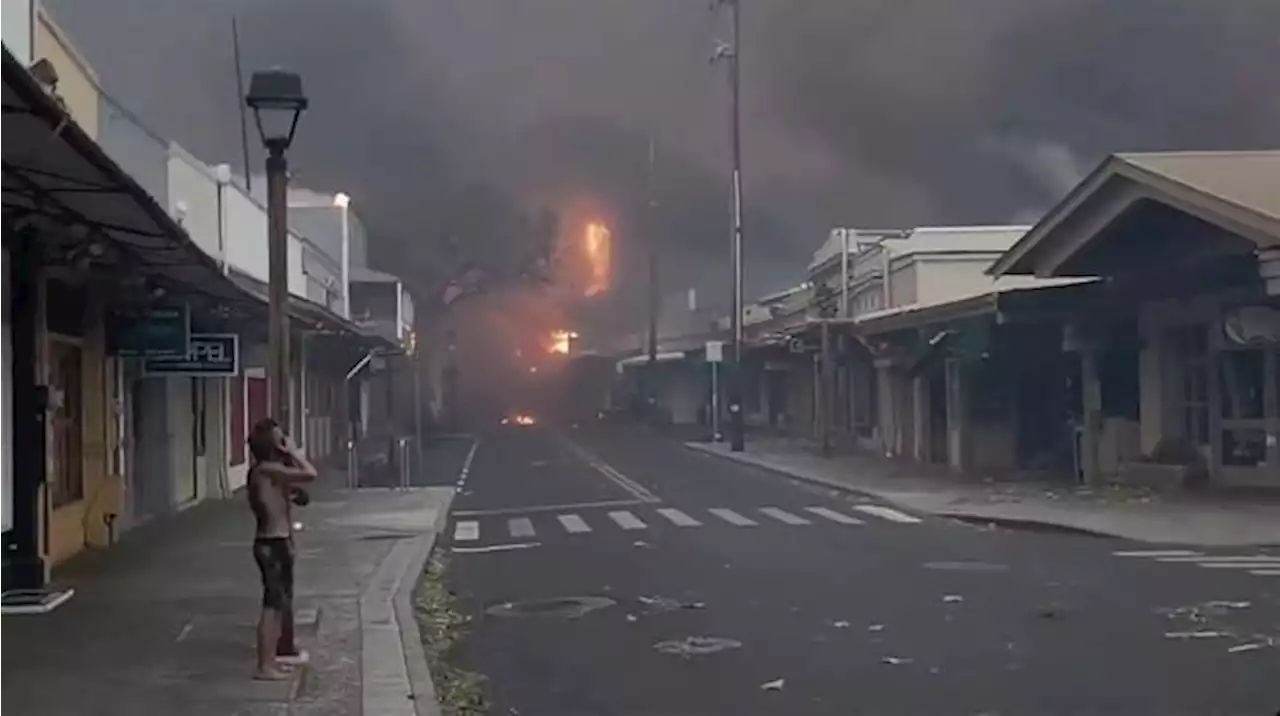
[942,595,964,603]
[632,540,651,549]
[1227,643,1264,653]
[881,656,913,665]
[760,678,785,691]
[831,620,851,628]
[653,636,742,657]
[1164,630,1228,640]
[638,595,705,612]
[625,613,638,623]
[867,624,885,632]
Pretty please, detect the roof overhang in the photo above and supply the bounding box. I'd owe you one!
[2,48,254,309]
[227,268,396,351]
[989,152,1280,278]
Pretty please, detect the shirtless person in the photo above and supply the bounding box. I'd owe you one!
[247,418,317,680]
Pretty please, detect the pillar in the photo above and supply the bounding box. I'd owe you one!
[4,229,48,588]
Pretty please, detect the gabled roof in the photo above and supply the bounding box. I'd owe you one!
[989,150,1280,277]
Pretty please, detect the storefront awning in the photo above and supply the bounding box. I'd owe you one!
[2,49,255,310]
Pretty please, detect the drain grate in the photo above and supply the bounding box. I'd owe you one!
[485,596,616,619]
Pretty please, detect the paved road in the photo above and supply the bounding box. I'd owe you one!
[441,424,1279,715]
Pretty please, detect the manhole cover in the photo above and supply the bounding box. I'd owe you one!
[486,596,615,619]
[922,561,1008,572]
[654,636,742,656]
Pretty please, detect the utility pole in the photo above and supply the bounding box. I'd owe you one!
[714,0,746,451]
[646,137,660,424]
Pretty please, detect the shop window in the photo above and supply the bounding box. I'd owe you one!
[1219,349,1264,420]
[1169,324,1210,447]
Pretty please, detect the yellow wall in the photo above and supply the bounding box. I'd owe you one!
[33,8,100,139]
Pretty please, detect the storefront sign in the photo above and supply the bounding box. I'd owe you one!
[108,305,190,357]
[143,334,239,376]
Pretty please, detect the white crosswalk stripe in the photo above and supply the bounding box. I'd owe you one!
[557,514,592,534]
[1196,562,1280,569]
[454,520,479,542]
[608,511,647,530]
[852,504,922,524]
[656,508,701,527]
[451,501,927,546]
[1113,550,1201,558]
[1251,570,1280,576]
[759,507,810,525]
[1156,555,1278,563]
[805,506,865,525]
[708,508,758,526]
[508,517,536,538]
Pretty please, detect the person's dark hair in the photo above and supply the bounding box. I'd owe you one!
[247,418,281,463]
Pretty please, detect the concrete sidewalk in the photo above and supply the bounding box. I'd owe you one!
[687,438,1280,547]
[2,480,452,716]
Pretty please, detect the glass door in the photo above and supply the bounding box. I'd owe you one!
[1217,345,1278,483]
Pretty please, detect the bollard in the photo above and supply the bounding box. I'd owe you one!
[347,439,358,490]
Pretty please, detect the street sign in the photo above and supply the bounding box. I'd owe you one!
[705,340,724,363]
[108,305,190,357]
[143,334,240,376]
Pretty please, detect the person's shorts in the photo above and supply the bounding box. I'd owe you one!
[253,537,294,610]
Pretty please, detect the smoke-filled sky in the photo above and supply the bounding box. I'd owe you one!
[47,0,1280,331]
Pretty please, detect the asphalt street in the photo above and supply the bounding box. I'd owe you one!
[440,423,1280,715]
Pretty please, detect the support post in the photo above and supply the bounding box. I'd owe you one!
[266,150,291,429]
[820,321,833,457]
[5,229,48,588]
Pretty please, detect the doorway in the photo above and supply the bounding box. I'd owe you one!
[1216,345,1279,484]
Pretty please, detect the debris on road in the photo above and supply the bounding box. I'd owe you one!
[831,620,851,628]
[1227,643,1265,654]
[625,613,638,623]
[1164,631,1228,640]
[760,678,785,691]
[943,594,964,603]
[654,636,742,657]
[1036,602,1069,619]
[1204,600,1251,610]
[638,595,706,613]
[632,540,651,549]
[867,624,885,632]
[881,656,913,665]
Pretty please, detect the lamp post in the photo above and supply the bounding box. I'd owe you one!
[246,68,308,430]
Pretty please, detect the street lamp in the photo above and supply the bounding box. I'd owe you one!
[246,68,307,430]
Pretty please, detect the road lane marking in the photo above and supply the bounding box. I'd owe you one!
[1249,570,1280,576]
[453,498,650,517]
[1113,550,1203,558]
[709,508,758,526]
[508,517,536,538]
[560,439,661,502]
[657,508,701,527]
[1195,562,1280,569]
[1156,555,1279,563]
[852,505,922,524]
[456,438,480,487]
[759,507,810,525]
[452,542,540,554]
[454,521,479,542]
[608,511,647,530]
[557,514,592,533]
[805,506,865,525]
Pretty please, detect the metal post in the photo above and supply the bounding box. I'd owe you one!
[6,229,47,589]
[724,0,747,452]
[711,361,721,441]
[646,138,660,425]
[820,320,833,457]
[840,229,850,318]
[266,150,291,428]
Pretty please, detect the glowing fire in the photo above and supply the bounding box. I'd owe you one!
[583,221,611,297]
[548,330,580,355]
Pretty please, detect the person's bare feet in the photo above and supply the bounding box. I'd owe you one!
[253,665,292,681]
[276,649,309,666]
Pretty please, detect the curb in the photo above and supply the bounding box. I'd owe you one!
[684,442,1124,541]
[360,489,455,716]
[395,493,453,716]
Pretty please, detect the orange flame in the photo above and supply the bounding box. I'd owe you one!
[583,222,611,297]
